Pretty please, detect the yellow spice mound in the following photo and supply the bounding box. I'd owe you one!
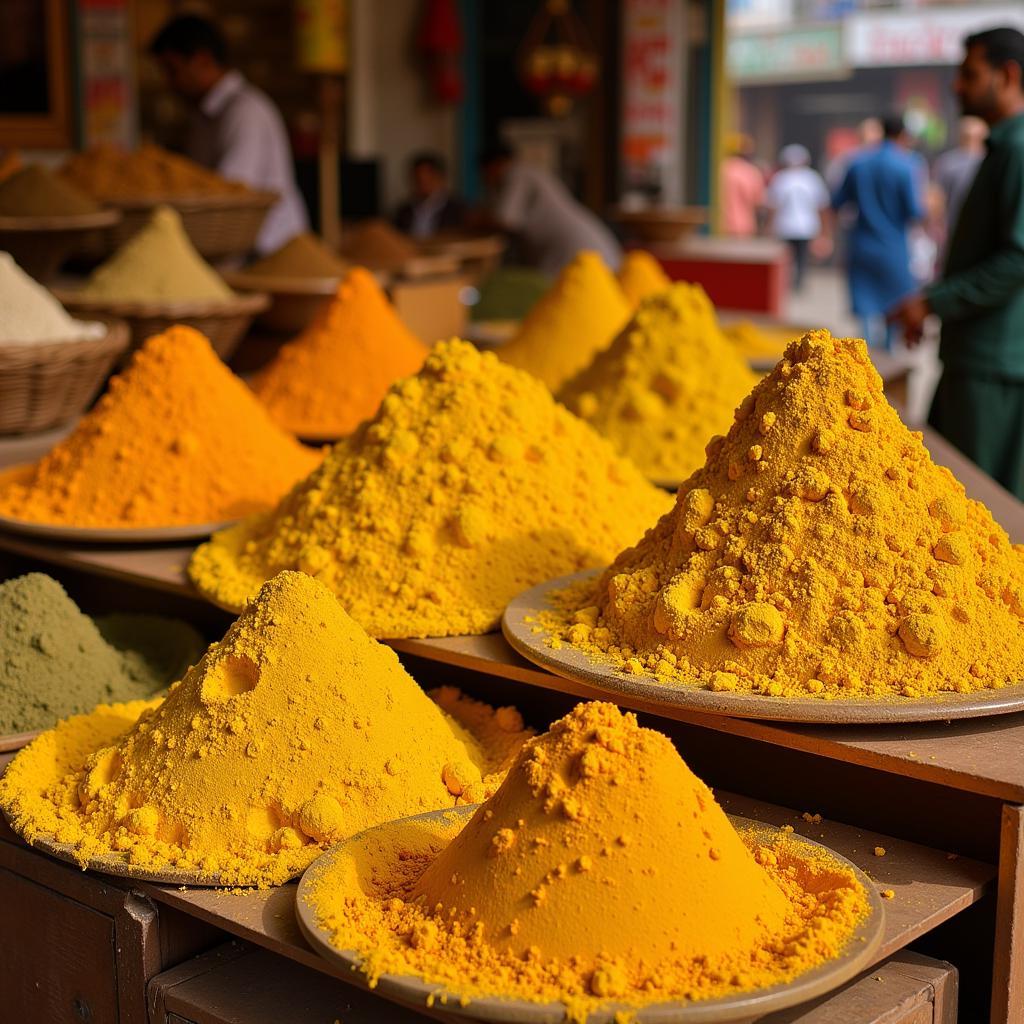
[616,249,671,306]
[550,330,1024,700]
[0,327,319,527]
[308,702,869,1020]
[77,206,233,304]
[725,320,802,365]
[0,572,532,887]
[190,339,671,633]
[558,284,758,483]
[497,251,631,391]
[251,268,429,438]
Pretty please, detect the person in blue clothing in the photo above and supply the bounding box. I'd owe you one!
[832,116,924,350]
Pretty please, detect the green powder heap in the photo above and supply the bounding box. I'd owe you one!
[0,574,201,734]
[78,205,234,304]
[0,165,99,218]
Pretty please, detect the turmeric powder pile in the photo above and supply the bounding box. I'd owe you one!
[497,251,632,391]
[190,340,670,633]
[307,702,870,1020]
[548,330,1024,700]
[0,326,319,528]
[0,572,532,886]
[558,284,758,483]
[251,268,428,438]
[616,249,671,307]
[725,320,801,365]
[61,144,250,201]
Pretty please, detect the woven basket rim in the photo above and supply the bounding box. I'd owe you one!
[0,315,129,362]
[221,270,344,296]
[53,290,270,318]
[100,191,278,212]
[0,209,121,231]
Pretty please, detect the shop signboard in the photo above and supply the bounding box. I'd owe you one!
[728,25,846,83]
[726,0,794,32]
[78,0,135,148]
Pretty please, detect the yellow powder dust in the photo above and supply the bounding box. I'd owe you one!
[724,320,802,365]
[307,703,869,1021]
[251,268,429,438]
[0,572,532,887]
[190,339,671,634]
[497,251,632,391]
[558,284,758,483]
[616,250,671,307]
[0,326,320,528]
[547,330,1024,700]
[77,206,234,304]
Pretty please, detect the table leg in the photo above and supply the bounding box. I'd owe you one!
[992,803,1024,1023]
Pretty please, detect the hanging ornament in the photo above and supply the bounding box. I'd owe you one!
[417,0,464,104]
[519,0,599,118]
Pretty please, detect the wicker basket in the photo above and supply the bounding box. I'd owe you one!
[0,316,129,434]
[54,291,270,362]
[0,210,121,282]
[222,270,342,335]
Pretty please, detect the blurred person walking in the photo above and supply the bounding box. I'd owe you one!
[933,116,988,236]
[721,133,765,237]
[891,28,1024,496]
[832,116,923,350]
[766,144,830,292]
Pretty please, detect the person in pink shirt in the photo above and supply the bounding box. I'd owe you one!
[721,133,766,237]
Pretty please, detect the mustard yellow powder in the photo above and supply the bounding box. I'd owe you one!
[725,320,802,365]
[557,284,759,483]
[307,703,869,1021]
[616,250,671,307]
[497,251,632,391]
[189,339,671,634]
[547,330,1024,700]
[0,571,532,886]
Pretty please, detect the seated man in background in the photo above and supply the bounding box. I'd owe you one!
[394,152,466,239]
[149,14,308,254]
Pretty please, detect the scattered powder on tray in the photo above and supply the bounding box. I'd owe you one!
[307,702,869,1021]
[0,164,99,217]
[547,330,1024,700]
[497,251,631,391]
[251,268,428,438]
[189,339,671,633]
[0,571,532,886]
[557,284,758,483]
[616,249,671,307]
[61,143,250,202]
[245,232,348,278]
[76,206,233,304]
[0,326,320,528]
[0,574,188,734]
[0,253,104,344]
[339,219,419,272]
[725,320,802,365]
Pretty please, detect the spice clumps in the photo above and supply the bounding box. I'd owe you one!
[497,251,632,391]
[548,330,1024,700]
[558,284,758,483]
[0,326,319,528]
[251,268,428,438]
[0,572,531,886]
[307,702,870,1020]
[190,339,670,634]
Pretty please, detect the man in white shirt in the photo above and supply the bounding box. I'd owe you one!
[149,15,309,254]
[480,144,622,277]
[766,144,831,291]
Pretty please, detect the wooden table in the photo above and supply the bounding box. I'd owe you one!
[2,425,1023,1019]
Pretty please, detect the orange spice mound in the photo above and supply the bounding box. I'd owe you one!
[307,703,870,1021]
[251,269,428,438]
[0,327,320,528]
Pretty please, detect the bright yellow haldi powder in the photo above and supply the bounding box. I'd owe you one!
[725,320,802,365]
[549,330,1024,700]
[558,284,758,483]
[190,339,670,634]
[0,572,531,886]
[616,249,671,307]
[307,703,870,1021]
[497,251,631,391]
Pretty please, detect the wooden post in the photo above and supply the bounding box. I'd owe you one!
[319,75,343,249]
[992,803,1024,1023]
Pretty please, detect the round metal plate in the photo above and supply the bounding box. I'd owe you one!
[502,570,1024,725]
[296,806,885,1024]
[0,464,235,542]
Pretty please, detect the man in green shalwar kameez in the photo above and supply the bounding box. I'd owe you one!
[893,28,1024,497]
